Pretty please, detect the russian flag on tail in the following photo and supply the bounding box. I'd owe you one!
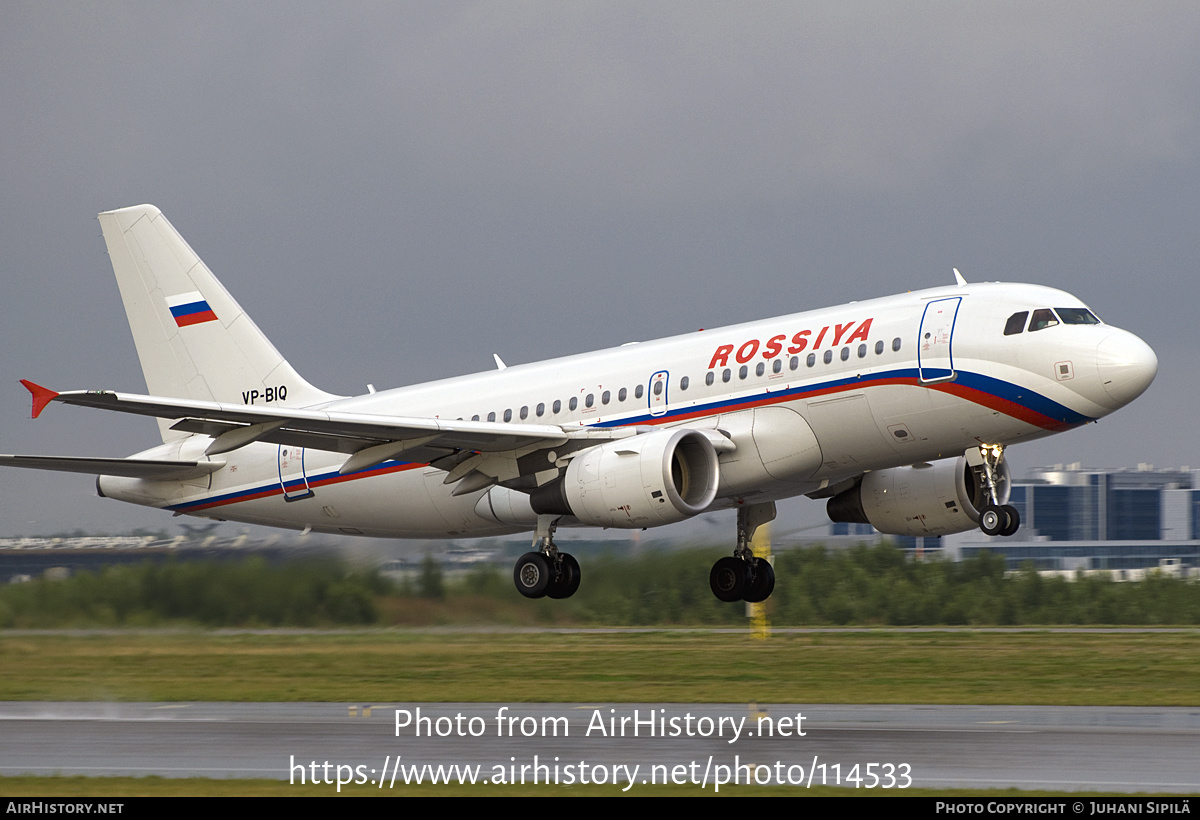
[166,291,218,327]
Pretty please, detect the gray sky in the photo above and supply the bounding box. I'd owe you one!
[1,2,1196,537]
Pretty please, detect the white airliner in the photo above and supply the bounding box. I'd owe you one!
[2,205,1157,603]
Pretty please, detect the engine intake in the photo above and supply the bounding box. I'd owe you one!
[531,429,720,528]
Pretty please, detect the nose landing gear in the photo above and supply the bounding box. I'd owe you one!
[975,444,1020,537]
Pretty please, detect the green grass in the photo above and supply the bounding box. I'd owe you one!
[1,629,1197,705]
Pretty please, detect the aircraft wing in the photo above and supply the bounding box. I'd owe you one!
[0,454,225,480]
[19,381,634,482]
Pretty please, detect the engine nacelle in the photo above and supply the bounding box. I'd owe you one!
[826,456,1011,537]
[531,429,720,528]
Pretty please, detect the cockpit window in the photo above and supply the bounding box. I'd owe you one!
[1028,308,1059,332]
[1004,311,1028,336]
[1055,307,1101,325]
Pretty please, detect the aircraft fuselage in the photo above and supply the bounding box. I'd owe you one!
[97,281,1155,538]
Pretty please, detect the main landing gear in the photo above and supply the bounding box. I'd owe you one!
[513,515,581,599]
[975,444,1020,537]
[710,502,777,603]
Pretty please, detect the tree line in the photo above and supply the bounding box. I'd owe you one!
[1,546,1197,627]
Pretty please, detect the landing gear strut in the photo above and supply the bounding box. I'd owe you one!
[975,444,1020,537]
[513,514,581,599]
[710,502,777,603]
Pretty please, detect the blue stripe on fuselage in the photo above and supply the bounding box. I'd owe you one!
[165,367,1093,513]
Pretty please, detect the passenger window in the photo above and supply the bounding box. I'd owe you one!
[790,356,799,370]
[875,340,884,355]
[519,406,528,420]
[755,362,765,377]
[503,409,512,422]
[619,387,628,401]
[840,347,850,361]
[1029,308,1058,332]
[569,397,578,411]
[705,372,714,386]
[536,403,544,417]
[635,384,644,399]
[858,344,867,358]
[739,365,748,380]
[601,390,610,405]
[806,353,816,368]
[892,337,901,352]
[1004,311,1028,336]
[585,393,594,408]
[773,359,782,374]
[653,380,663,396]
[553,400,561,414]
[823,350,833,365]
[472,414,480,421]
[680,377,689,391]
[722,369,731,383]
[487,411,496,422]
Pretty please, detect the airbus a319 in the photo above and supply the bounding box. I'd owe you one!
[1,205,1157,603]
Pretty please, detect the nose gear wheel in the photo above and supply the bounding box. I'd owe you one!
[975,444,1021,538]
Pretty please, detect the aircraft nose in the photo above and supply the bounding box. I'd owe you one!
[1096,330,1157,408]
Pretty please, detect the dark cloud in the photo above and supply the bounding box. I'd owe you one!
[1,2,1194,535]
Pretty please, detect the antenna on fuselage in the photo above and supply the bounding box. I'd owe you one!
[493,354,507,370]
[953,268,967,287]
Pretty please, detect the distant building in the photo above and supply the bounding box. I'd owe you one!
[947,464,1200,571]
[831,465,1200,573]
[1009,464,1196,542]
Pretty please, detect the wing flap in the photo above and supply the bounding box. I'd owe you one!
[169,418,396,455]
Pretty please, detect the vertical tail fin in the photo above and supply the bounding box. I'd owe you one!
[98,204,339,443]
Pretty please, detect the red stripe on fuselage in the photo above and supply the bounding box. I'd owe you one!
[626,375,1070,432]
[928,382,1077,432]
[172,460,424,512]
[177,374,1075,513]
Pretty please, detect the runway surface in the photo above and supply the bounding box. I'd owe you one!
[2,702,1198,792]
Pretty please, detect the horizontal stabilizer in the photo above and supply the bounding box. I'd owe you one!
[0,455,225,480]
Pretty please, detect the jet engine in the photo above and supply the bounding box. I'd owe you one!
[531,428,720,528]
[826,456,1010,537]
